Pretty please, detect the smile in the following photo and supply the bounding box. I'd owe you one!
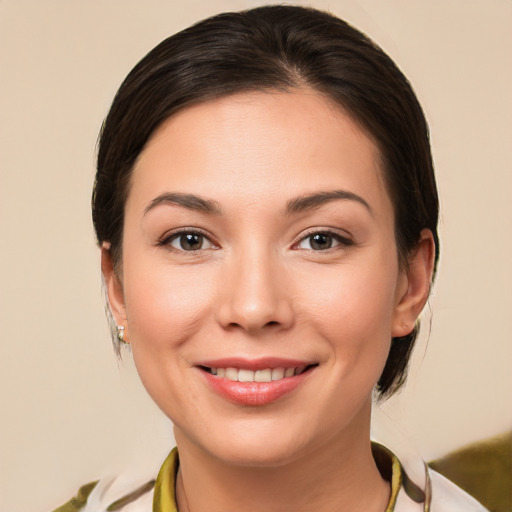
[203,366,311,382]
[197,360,318,406]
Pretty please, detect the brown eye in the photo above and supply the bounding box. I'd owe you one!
[168,232,213,251]
[296,231,353,251]
[309,233,334,250]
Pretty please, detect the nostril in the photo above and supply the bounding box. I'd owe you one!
[216,293,294,333]
[225,319,281,331]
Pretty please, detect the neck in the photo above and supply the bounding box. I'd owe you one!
[173,405,390,512]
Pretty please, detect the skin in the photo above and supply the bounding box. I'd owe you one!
[102,90,435,512]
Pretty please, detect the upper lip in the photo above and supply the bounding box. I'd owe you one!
[195,357,317,371]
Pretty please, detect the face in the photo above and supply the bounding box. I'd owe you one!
[104,90,429,467]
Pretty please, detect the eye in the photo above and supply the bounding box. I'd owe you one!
[165,231,215,252]
[296,231,352,251]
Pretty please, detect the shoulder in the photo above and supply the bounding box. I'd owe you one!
[52,481,98,512]
[373,442,489,512]
[427,468,489,512]
[52,474,156,512]
[52,447,178,512]
[429,430,511,512]
[390,464,489,512]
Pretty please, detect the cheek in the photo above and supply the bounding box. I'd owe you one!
[296,260,398,371]
[122,255,216,350]
[120,257,218,416]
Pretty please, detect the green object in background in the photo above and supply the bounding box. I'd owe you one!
[429,431,512,512]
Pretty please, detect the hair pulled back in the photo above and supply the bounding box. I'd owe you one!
[92,5,439,399]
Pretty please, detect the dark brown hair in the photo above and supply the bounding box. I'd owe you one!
[92,5,439,398]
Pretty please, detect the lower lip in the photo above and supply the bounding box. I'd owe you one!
[200,369,313,406]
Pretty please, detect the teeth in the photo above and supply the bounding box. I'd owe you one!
[271,368,285,381]
[238,369,254,382]
[295,366,306,375]
[255,369,272,382]
[225,368,238,381]
[209,366,309,382]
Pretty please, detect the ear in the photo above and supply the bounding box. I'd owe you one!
[101,243,128,332]
[392,229,436,337]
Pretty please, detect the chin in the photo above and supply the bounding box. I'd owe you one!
[213,437,312,468]
[176,416,320,468]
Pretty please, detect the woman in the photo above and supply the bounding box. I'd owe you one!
[56,5,487,511]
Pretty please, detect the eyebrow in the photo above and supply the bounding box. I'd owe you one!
[286,190,372,215]
[144,192,222,216]
[143,189,371,217]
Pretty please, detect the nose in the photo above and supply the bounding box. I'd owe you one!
[215,249,294,334]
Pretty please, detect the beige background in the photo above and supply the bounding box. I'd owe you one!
[0,1,511,511]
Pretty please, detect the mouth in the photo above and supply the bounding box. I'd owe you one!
[199,364,317,382]
[196,360,319,406]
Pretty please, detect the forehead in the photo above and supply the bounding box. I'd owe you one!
[128,90,391,217]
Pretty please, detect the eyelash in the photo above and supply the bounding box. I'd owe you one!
[293,229,354,252]
[157,228,354,253]
[157,228,217,253]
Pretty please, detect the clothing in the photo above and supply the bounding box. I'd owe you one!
[53,444,488,512]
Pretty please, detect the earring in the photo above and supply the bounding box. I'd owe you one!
[117,325,127,344]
